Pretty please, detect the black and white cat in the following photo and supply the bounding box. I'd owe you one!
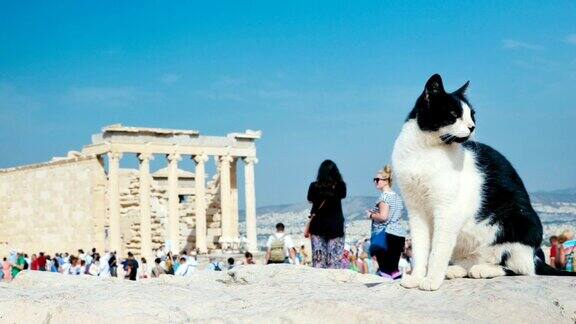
[391,74,575,291]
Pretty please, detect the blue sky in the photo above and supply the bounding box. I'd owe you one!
[1,1,575,206]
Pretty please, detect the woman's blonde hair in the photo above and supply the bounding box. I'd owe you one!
[377,165,393,187]
[558,229,574,244]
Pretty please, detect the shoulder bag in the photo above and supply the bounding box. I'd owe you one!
[304,200,325,238]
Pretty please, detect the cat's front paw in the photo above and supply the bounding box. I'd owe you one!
[418,276,444,291]
[468,264,506,279]
[446,265,468,279]
[400,273,423,289]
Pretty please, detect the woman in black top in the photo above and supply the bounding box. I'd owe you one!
[307,160,346,268]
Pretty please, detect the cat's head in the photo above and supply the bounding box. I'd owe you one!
[414,74,476,144]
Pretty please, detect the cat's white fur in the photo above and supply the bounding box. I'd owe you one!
[392,102,534,291]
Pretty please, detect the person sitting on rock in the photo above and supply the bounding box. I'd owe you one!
[265,223,295,264]
[151,257,165,278]
[227,257,235,270]
[557,230,576,272]
[242,252,256,265]
[174,256,195,277]
[205,257,223,271]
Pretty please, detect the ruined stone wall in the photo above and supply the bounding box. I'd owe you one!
[0,158,225,257]
[0,157,107,256]
[117,170,222,256]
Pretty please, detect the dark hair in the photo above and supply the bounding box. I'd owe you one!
[276,223,285,231]
[244,252,253,258]
[179,257,186,262]
[155,257,161,264]
[141,257,147,263]
[316,160,343,184]
[227,257,235,265]
[550,236,558,241]
[127,252,134,257]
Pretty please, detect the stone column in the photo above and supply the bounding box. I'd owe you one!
[244,157,258,252]
[94,155,107,252]
[219,155,234,248]
[107,151,123,255]
[193,154,209,254]
[167,152,182,254]
[94,183,107,253]
[138,153,154,260]
[230,158,239,240]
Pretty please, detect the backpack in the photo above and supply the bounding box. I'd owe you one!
[212,262,222,271]
[269,236,286,262]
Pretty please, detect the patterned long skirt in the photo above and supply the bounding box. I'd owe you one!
[311,235,345,269]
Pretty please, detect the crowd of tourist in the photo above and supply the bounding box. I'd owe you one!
[0,246,260,282]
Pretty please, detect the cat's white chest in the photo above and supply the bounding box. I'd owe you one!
[392,120,483,214]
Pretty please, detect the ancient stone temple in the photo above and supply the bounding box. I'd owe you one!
[0,124,261,259]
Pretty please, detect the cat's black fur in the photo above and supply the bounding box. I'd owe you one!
[407,74,474,140]
[463,141,543,248]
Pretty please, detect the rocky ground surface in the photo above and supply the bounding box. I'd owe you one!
[0,266,575,323]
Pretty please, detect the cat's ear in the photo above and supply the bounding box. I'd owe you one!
[424,74,445,99]
[454,81,470,96]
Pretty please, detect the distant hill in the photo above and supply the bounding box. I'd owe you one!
[241,196,378,222]
[241,188,576,245]
[247,187,576,219]
[530,187,576,204]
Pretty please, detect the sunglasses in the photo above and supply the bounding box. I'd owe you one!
[373,178,386,183]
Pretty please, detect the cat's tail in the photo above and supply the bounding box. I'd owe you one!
[534,257,576,276]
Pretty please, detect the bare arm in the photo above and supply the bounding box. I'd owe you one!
[14,261,24,270]
[125,265,132,278]
[265,249,271,264]
[370,202,390,222]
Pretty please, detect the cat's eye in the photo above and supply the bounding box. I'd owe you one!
[450,111,458,118]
